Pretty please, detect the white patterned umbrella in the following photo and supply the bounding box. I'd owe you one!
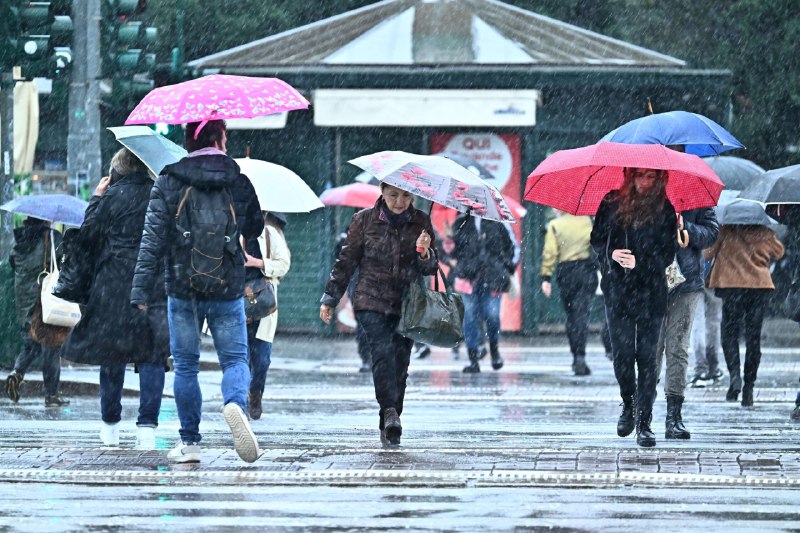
[348,151,515,223]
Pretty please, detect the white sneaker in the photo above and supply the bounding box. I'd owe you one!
[167,440,201,463]
[99,423,119,446]
[223,403,260,463]
[135,426,157,450]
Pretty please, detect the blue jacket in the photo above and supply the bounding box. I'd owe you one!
[672,207,719,295]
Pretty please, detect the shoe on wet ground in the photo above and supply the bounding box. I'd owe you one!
[223,403,260,463]
[136,426,156,450]
[167,440,201,463]
[45,395,70,408]
[791,406,800,421]
[100,423,119,446]
[5,371,21,403]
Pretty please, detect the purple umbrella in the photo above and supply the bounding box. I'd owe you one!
[1,194,88,227]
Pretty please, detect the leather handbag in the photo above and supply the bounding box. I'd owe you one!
[396,267,464,348]
[39,231,81,328]
[30,291,71,348]
[244,228,277,325]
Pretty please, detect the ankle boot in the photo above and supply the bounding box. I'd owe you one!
[665,395,691,439]
[572,354,591,376]
[726,373,742,402]
[617,395,635,437]
[741,384,754,407]
[489,343,504,370]
[463,349,481,373]
[382,407,402,446]
[248,390,263,420]
[636,409,656,447]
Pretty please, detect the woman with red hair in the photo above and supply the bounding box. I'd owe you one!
[591,168,677,447]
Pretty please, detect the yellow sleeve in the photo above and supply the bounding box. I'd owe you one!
[540,222,559,279]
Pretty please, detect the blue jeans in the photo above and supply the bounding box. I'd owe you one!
[168,296,250,444]
[100,362,165,427]
[247,323,272,394]
[462,290,501,351]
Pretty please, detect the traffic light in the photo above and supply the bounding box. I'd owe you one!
[102,0,158,101]
[3,1,74,79]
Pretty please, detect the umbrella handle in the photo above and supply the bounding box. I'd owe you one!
[677,228,689,248]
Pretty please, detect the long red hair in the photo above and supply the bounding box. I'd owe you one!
[616,168,668,228]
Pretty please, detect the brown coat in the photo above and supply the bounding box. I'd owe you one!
[322,199,438,316]
[705,225,784,289]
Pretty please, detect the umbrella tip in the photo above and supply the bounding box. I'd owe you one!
[246,144,251,158]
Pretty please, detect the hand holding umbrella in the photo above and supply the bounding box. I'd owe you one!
[416,230,431,256]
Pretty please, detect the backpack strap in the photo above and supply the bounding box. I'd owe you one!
[176,186,193,220]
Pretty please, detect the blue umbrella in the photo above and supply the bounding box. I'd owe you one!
[1,194,88,227]
[107,125,187,177]
[599,111,744,157]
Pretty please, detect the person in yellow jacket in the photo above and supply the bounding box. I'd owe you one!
[540,210,598,376]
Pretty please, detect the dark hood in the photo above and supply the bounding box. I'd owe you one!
[13,225,47,255]
[162,154,241,190]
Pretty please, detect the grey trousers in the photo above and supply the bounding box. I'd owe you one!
[689,287,722,375]
[657,291,703,397]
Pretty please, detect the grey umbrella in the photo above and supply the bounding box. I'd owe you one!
[701,156,764,190]
[737,164,800,205]
[718,198,778,226]
[107,126,187,177]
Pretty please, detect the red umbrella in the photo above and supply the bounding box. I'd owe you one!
[524,142,724,215]
[319,182,381,209]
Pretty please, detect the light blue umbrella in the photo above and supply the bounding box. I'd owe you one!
[1,194,88,227]
[107,125,187,177]
[599,111,744,157]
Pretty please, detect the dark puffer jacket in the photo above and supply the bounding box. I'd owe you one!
[672,207,719,295]
[131,154,263,304]
[321,198,438,316]
[452,215,515,293]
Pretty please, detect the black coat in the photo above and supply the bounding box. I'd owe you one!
[452,215,515,293]
[62,172,168,366]
[590,191,677,316]
[672,207,719,295]
[10,225,57,326]
[131,154,264,304]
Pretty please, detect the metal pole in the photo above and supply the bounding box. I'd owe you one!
[67,0,102,196]
[0,72,15,260]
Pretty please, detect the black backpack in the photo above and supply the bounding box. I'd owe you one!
[175,185,239,294]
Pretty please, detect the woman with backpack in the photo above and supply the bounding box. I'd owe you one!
[319,183,438,447]
[61,148,169,449]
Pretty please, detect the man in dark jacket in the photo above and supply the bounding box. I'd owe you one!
[131,120,264,464]
[452,214,517,373]
[656,207,719,440]
[4,218,69,407]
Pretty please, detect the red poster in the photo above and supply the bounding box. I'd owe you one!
[430,133,522,331]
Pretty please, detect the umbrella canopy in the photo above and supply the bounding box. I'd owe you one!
[319,182,381,209]
[524,142,724,215]
[719,199,778,226]
[108,126,187,176]
[125,74,309,125]
[235,158,323,213]
[702,156,765,190]
[599,111,744,157]
[349,151,516,223]
[1,194,88,227]
[353,153,497,185]
[736,164,800,205]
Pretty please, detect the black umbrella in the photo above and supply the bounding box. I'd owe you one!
[718,199,778,226]
[737,164,800,205]
[701,156,764,190]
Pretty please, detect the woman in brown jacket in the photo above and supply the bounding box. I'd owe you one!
[319,183,438,446]
[705,217,784,406]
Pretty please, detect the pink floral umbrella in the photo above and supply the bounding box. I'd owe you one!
[124,74,309,125]
[349,151,516,223]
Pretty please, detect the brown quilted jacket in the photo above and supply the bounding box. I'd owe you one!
[322,199,438,316]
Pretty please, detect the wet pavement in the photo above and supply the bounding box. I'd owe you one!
[2,329,800,531]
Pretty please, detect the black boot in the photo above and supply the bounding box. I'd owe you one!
[726,373,742,402]
[636,409,656,447]
[572,354,591,376]
[617,395,635,437]
[741,384,754,407]
[665,395,691,440]
[489,343,504,370]
[382,407,402,446]
[463,349,481,373]
[248,390,263,420]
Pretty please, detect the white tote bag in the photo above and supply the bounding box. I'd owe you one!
[39,232,81,327]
